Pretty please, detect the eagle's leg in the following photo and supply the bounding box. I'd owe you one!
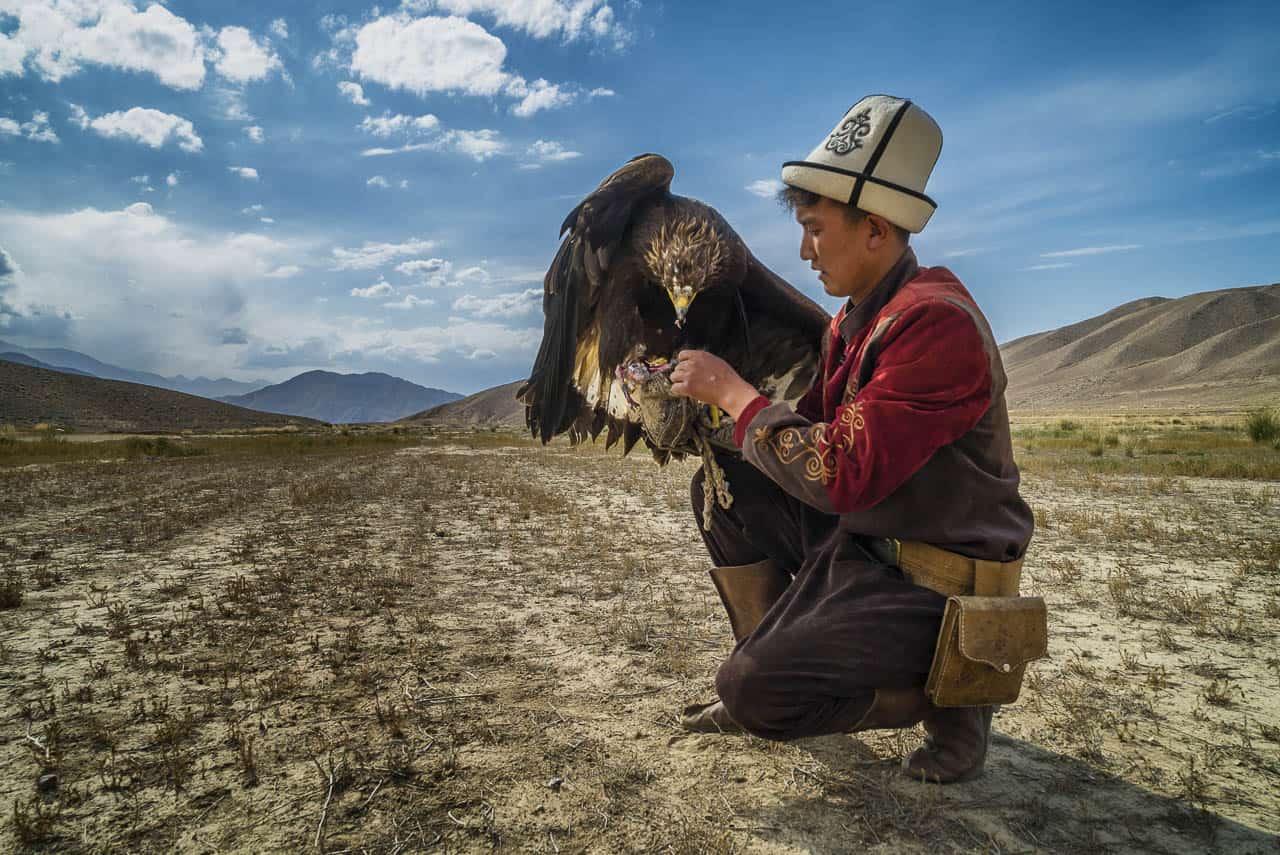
[693,431,733,532]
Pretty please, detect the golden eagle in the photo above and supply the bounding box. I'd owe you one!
[518,154,829,490]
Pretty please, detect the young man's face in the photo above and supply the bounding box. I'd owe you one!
[795,196,874,301]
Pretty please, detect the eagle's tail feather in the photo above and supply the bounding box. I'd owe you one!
[524,235,585,443]
[621,421,642,456]
[604,417,623,450]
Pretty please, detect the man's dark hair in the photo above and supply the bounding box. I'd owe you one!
[777,185,909,243]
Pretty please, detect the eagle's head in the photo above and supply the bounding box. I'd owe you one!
[643,218,726,328]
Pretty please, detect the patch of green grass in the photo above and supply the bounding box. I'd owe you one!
[0,430,425,467]
[1245,408,1280,443]
[1015,417,1280,480]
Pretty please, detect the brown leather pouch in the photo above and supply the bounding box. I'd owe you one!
[925,596,1048,707]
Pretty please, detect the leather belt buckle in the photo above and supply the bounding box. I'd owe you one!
[866,536,902,568]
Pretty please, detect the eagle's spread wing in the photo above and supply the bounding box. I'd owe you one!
[736,249,831,401]
[519,154,830,463]
[519,154,674,444]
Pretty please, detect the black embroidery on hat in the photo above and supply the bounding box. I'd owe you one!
[825,110,872,156]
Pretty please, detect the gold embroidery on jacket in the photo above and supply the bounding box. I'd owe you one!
[754,403,866,484]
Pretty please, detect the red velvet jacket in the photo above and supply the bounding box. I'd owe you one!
[735,249,1033,561]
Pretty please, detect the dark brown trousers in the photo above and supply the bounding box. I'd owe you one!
[692,456,946,741]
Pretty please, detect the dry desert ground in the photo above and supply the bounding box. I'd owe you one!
[1,419,1278,853]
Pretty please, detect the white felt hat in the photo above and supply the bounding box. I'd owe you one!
[781,95,942,233]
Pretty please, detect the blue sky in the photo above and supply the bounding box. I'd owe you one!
[1,0,1277,394]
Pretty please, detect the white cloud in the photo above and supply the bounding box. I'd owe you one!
[259,217,274,224]
[331,238,439,270]
[245,125,264,143]
[1259,150,1280,160]
[366,175,390,188]
[0,31,24,77]
[1040,244,1141,258]
[241,204,264,214]
[0,111,58,143]
[214,26,283,84]
[0,202,297,373]
[943,248,987,258]
[399,179,409,189]
[426,0,629,44]
[228,166,259,180]
[396,258,452,277]
[130,174,148,184]
[0,246,20,278]
[350,14,514,97]
[1,0,207,90]
[359,112,440,137]
[1019,263,1074,271]
[510,78,574,117]
[71,105,203,152]
[360,142,441,157]
[213,86,253,121]
[338,81,370,106]
[452,288,540,319]
[446,129,505,161]
[166,172,180,187]
[745,179,783,199]
[270,18,289,40]
[394,257,484,289]
[454,266,490,283]
[588,87,615,98]
[264,264,301,279]
[522,139,581,168]
[361,128,506,160]
[384,294,435,309]
[351,280,394,298]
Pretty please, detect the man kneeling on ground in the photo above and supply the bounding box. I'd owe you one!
[670,95,1034,784]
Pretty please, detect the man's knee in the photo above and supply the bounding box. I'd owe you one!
[715,651,794,740]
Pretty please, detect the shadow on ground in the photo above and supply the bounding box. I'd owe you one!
[742,728,1280,854]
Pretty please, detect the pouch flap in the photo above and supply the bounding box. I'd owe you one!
[953,596,1048,671]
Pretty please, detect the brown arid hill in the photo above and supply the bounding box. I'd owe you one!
[0,360,320,432]
[1002,282,1280,411]
[402,379,526,428]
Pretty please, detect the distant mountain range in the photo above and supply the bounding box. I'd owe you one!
[0,351,96,377]
[1002,282,1280,409]
[221,370,463,424]
[0,338,269,398]
[0,339,466,423]
[0,360,318,432]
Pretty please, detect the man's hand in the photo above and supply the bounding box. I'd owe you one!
[670,350,762,421]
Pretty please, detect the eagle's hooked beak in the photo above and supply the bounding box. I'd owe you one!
[671,291,691,328]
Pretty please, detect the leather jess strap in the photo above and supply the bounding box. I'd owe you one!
[867,537,1022,598]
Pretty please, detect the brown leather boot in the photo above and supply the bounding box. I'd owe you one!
[849,687,931,731]
[679,700,743,733]
[707,559,790,643]
[902,705,993,783]
[680,560,789,734]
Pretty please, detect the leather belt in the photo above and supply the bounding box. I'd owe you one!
[867,537,1023,598]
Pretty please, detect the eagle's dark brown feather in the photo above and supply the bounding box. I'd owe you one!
[520,153,829,457]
